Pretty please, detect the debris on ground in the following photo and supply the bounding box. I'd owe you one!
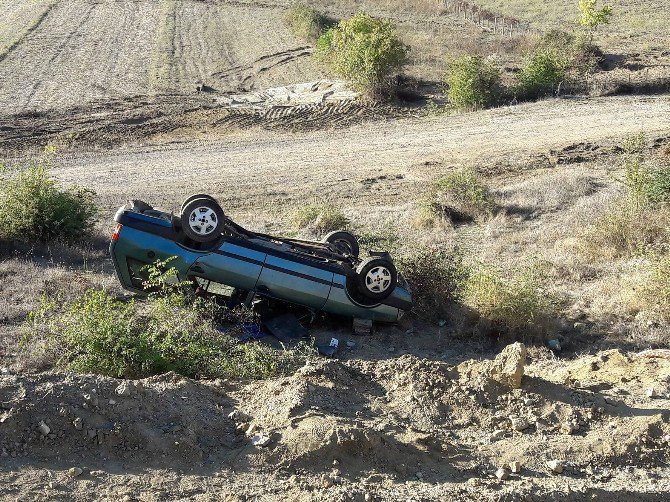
[262,313,309,343]
[487,342,526,388]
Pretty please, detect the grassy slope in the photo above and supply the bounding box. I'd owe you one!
[473,0,670,49]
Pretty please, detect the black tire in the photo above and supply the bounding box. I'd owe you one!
[323,230,360,257]
[355,257,397,301]
[181,197,225,243]
[181,194,217,213]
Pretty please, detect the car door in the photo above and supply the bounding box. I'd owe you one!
[188,241,266,291]
[255,254,334,310]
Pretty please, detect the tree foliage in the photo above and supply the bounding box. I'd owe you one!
[317,12,409,98]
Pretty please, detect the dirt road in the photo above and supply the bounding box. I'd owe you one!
[49,95,670,216]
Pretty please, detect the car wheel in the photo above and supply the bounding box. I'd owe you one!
[181,194,217,213]
[355,257,397,301]
[323,230,360,257]
[181,197,225,243]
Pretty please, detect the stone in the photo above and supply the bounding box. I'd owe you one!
[490,429,506,442]
[115,382,132,397]
[547,460,564,474]
[73,417,83,431]
[37,421,51,436]
[509,461,522,473]
[488,342,527,389]
[250,433,270,447]
[560,422,577,435]
[510,416,529,431]
[646,388,657,398]
[67,467,83,477]
[495,467,510,480]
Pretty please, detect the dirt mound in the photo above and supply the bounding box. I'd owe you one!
[2,348,670,499]
[0,372,237,468]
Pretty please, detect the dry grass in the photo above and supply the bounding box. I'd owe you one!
[472,0,670,50]
[291,204,349,235]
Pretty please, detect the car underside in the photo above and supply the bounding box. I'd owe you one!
[109,196,412,322]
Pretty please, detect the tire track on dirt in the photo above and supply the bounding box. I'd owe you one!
[0,0,57,62]
[47,95,670,215]
[0,0,160,114]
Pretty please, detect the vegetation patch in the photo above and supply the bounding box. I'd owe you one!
[317,12,409,98]
[0,148,97,244]
[461,264,559,336]
[396,246,470,321]
[444,55,502,109]
[291,204,349,234]
[514,48,568,99]
[24,263,313,379]
[421,169,495,225]
[584,134,670,259]
[283,4,329,41]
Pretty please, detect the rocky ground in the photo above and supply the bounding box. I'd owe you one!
[1,343,670,500]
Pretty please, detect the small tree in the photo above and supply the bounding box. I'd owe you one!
[578,0,613,41]
[317,12,409,98]
[444,55,501,109]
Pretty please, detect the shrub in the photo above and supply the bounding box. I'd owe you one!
[422,169,495,224]
[444,55,502,109]
[291,204,349,234]
[514,49,568,99]
[0,148,97,243]
[535,29,602,74]
[461,265,558,335]
[396,246,470,320]
[317,12,409,97]
[622,133,670,206]
[283,4,328,41]
[584,200,670,258]
[24,287,312,380]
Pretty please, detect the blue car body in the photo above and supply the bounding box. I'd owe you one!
[110,203,412,322]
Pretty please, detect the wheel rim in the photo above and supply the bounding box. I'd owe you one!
[333,238,353,254]
[188,206,218,236]
[365,266,392,293]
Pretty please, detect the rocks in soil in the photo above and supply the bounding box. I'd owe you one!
[510,416,529,431]
[67,467,83,477]
[495,467,510,480]
[115,382,132,397]
[37,421,50,436]
[72,417,83,430]
[250,433,271,447]
[547,460,564,474]
[490,429,506,442]
[487,342,527,389]
[509,461,522,473]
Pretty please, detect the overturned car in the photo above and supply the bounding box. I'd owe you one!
[110,195,412,322]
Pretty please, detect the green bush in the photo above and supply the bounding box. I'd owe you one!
[461,265,557,335]
[514,49,568,99]
[24,287,312,380]
[444,55,502,109]
[291,204,349,234]
[622,133,670,206]
[396,246,470,320]
[535,29,602,75]
[283,4,328,41]
[317,12,409,97]
[0,149,97,243]
[422,169,495,224]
